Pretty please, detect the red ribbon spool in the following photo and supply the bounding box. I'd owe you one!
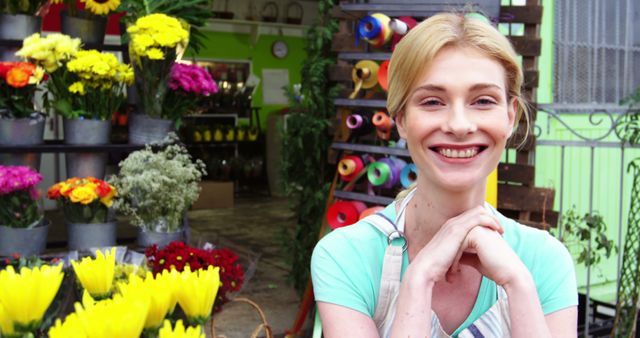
[338,155,364,181]
[326,201,367,229]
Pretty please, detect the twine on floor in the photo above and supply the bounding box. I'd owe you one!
[209,297,273,338]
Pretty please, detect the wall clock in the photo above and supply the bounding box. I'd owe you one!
[271,40,289,59]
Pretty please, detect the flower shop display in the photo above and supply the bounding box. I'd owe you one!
[0,165,49,257]
[71,247,117,300]
[0,264,64,337]
[48,177,119,251]
[50,0,120,45]
[0,0,44,61]
[109,134,206,247]
[165,62,218,126]
[126,13,189,144]
[0,61,47,169]
[145,241,245,313]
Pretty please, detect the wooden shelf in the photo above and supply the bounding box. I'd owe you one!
[332,142,410,157]
[333,190,394,205]
[334,98,387,108]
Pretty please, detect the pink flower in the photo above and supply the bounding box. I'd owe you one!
[168,63,218,96]
[0,165,42,197]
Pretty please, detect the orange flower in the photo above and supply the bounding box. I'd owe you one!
[6,63,35,88]
[47,183,62,200]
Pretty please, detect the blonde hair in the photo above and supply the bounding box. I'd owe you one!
[389,13,530,200]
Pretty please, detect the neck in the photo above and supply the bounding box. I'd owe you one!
[404,179,487,254]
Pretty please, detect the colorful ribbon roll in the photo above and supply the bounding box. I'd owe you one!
[390,16,417,51]
[327,200,367,229]
[350,60,379,99]
[486,168,498,208]
[338,155,365,182]
[372,111,394,140]
[359,206,385,220]
[378,60,390,92]
[346,112,374,135]
[400,163,418,188]
[357,13,392,47]
[367,157,406,188]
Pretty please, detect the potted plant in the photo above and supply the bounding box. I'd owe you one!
[0,0,45,60]
[49,0,120,45]
[109,133,206,248]
[164,62,218,128]
[17,35,133,178]
[0,61,47,169]
[47,177,118,251]
[0,165,48,257]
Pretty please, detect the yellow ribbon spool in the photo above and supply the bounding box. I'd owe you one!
[368,13,392,47]
[349,60,379,99]
[485,168,498,208]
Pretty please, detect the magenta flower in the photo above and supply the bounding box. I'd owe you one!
[168,63,219,96]
[0,165,42,197]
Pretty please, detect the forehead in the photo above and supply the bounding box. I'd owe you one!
[413,46,507,90]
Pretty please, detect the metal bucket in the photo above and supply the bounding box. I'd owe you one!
[0,220,50,257]
[0,14,41,61]
[128,114,174,145]
[137,228,184,249]
[66,221,117,251]
[0,117,45,169]
[63,118,111,179]
[60,11,106,46]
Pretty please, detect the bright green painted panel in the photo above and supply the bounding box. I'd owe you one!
[187,31,306,130]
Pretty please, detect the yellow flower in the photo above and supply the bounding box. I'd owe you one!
[48,313,87,338]
[69,184,98,204]
[16,33,81,73]
[81,0,120,16]
[158,320,204,338]
[69,81,86,95]
[0,265,64,331]
[159,269,180,314]
[71,247,116,299]
[127,13,189,60]
[118,272,174,330]
[0,302,15,336]
[146,48,164,60]
[175,266,220,325]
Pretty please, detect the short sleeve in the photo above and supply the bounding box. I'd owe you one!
[532,234,579,314]
[310,230,378,317]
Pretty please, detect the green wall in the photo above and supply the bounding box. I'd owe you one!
[188,30,306,130]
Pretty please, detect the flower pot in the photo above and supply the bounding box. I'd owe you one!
[137,228,185,249]
[0,116,45,170]
[128,114,174,145]
[63,118,111,179]
[0,220,50,257]
[66,221,117,251]
[60,11,107,46]
[0,14,41,61]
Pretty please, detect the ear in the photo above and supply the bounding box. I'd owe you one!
[506,97,517,138]
[395,110,408,139]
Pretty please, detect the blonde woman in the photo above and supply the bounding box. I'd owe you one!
[311,13,578,337]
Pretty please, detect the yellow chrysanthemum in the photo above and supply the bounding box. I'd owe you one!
[69,81,86,95]
[158,320,204,338]
[118,272,174,330]
[16,33,81,73]
[48,313,87,338]
[71,247,117,299]
[81,0,120,16]
[0,265,64,331]
[127,13,189,61]
[175,266,220,326]
[146,48,164,60]
[69,184,98,204]
[0,302,15,336]
[29,66,45,84]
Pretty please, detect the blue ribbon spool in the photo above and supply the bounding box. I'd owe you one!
[357,15,382,45]
[400,163,418,188]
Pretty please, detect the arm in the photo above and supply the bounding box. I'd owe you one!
[317,302,380,337]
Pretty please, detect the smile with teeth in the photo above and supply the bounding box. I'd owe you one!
[437,147,480,158]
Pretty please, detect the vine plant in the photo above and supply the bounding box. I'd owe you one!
[279,0,339,295]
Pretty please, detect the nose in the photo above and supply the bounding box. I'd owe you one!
[442,102,477,137]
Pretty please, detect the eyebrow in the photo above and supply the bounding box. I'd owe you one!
[412,83,504,94]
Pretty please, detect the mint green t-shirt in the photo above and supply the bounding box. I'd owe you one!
[311,202,578,336]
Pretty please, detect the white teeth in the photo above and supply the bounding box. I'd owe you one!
[438,148,478,158]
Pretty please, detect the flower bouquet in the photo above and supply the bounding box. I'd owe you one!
[145,241,244,313]
[109,133,206,246]
[0,61,46,119]
[0,165,48,257]
[164,62,218,125]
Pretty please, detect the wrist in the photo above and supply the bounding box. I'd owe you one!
[502,267,536,295]
[404,265,437,290]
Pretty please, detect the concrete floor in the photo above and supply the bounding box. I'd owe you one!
[188,195,313,338]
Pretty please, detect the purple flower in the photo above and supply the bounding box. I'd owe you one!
[168,63,219,96]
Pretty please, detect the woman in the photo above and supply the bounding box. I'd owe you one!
[311,13,578,338]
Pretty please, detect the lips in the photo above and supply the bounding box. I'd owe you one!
[429,144,487,159]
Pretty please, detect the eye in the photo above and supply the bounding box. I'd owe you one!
[419,98,444,106]
[473,97,497,106]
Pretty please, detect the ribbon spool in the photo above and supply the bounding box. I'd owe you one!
[359,206,385,220]
[367,157,406,188]
[390,16,417,51]
[326,200,367,229]
[357,13,392,47]
[346,112,374,135]
[350,60,379,99]
[372,111,394,140]
[338,155,365,182]
[400,163,418,188]
[378,60,390,92]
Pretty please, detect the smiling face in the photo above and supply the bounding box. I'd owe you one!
[396,46,516,193]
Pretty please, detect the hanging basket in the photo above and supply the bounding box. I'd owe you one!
[209,297,273,338]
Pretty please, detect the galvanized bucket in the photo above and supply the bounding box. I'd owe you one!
[0,117,45,169]
[128,114,174,145]
[137,228,184,249]
[63,118,111,179]
[60,11,106,46]
[0,14,41,61]
[66,221,117,251]
[0,220,50,257]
